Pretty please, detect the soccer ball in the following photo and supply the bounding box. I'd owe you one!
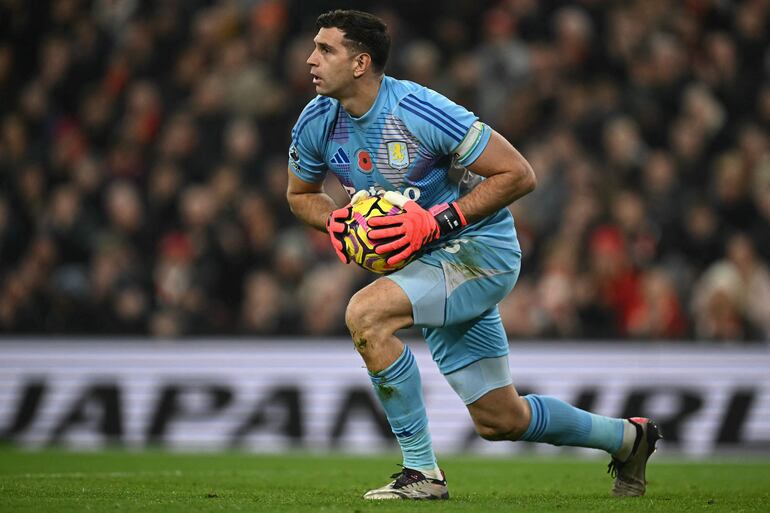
[343,195,407,274]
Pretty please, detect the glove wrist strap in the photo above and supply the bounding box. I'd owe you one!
[430,202,467,236]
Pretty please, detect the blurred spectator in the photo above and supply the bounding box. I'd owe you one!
[0,0,768,341]
[711,151,757,231]
[692,261,755,342]
[474,7,530,126]
[627,268,686,339]
[499,278,541,338]
[724,233,770,339]
[641,150,682,254]
[297,264,353,336]
[588,225,642,337]
[680,199,723,276]
[691,233,770,342]
[535,239,580,338]
[240,270,291,335]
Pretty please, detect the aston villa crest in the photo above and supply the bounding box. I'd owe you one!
[387,141,409,170]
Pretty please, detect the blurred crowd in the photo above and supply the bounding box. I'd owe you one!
[0,0,769,341]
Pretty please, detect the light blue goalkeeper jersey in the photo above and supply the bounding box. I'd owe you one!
[288,75,520,251]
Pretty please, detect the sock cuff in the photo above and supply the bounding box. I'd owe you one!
[369,345,415,384]
[521,394,549,442]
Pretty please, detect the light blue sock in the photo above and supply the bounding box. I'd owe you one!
[369,345,437,471]
[521,394,624,454]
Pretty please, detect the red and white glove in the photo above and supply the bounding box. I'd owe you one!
[325,190,371,264]
[368,191,467,265]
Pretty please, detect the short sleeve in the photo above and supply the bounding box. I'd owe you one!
[288,97,334,183]
[394,87,491,166]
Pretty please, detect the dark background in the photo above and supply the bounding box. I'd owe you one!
[1,0,769,341]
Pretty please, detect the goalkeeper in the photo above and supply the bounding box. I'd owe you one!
[286,9,660,500]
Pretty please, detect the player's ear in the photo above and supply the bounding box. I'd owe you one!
[352,52,372,78]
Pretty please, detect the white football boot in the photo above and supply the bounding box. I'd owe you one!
[363,467,449,500]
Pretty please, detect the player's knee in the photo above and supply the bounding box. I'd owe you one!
[345,291,384,346]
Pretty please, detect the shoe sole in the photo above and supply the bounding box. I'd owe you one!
[364,490,449,500]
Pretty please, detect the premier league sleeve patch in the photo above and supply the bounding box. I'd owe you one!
[289,144,301,171]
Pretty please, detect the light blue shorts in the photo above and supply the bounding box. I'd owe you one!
[387,234,521,375]
[444,355,513,404]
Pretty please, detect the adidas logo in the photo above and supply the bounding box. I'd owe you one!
[330,148,350,166]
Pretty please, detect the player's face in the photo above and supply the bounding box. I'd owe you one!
[307,27,358,98]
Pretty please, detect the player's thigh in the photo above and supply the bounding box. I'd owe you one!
[386,235,521,328]
[347,275,414,330]
[387,236,521,373]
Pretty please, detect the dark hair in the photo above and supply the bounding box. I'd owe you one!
[316,10,390,73]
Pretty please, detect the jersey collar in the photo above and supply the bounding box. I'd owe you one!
[346,76,391,130]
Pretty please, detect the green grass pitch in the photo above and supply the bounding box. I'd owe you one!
[1,448,769,513]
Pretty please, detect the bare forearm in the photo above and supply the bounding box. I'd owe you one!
[456,130,536,224]
[287,191,339,231]
[456,166,535,224]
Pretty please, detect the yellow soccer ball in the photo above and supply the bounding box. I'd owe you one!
[343,195,407,274]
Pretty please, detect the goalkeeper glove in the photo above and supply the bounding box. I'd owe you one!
[368,191,467,265]
[325,190,371,264]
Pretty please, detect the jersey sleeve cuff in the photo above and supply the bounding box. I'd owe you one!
[288,162,326,184]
